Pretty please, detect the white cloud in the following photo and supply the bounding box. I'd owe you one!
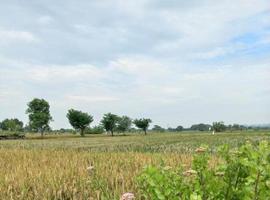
[26,64,104,82]
[0,30,38,43]
[38,15,54,24]
[0,0,269,128]
[67,95,119,102]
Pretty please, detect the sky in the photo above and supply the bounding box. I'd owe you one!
[0,0,270,129]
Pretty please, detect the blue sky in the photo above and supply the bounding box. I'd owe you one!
[0,0,269,129]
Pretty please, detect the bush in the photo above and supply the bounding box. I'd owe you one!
[137,141,270,199]
[85,126,104,134]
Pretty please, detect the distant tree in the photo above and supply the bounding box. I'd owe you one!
[100,113,120,136]
[239,125,247,131]
[134,118,152,135]
[168,125,184,132]
[26,98,52,137]
[117,116,132,133]
[212,121,226,132]
[88,125,104,134]
[152,125,165,132]
[232,124,240,131]
[190,123,211,131]
[175,125,184,132]
[0,118,24,131]
[227,124,233,132]
[167,127,175,132]
[66,109,93,136]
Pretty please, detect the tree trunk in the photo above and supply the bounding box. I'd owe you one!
[81,128,85,137]
[111,129,114,136]
[144,129,147,135]
[41,131,44,138]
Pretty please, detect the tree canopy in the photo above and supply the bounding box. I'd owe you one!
[190,123,211,131]
[152,125,165,132]
[66,109,93,136]
[134,118,152,135]
[0,118,24,131]
[100,113,120,136]
[212,121,226,132]
[117,116,132,133]
[26,98,52,136]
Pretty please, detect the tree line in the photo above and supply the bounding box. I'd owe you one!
[0,98,152,137]
[0,98,267,137]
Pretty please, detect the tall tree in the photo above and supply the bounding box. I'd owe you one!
[26,98,52,137]
[117,116,132,133]
[100,113,120,136]
[66,109,93,136]
[134,118,152,135]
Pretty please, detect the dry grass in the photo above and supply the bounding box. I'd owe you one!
[0,131,269,199]
[0,149,195,199]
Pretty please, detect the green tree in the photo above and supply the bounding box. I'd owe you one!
[0,118,24,131]
[85,125,104,134]
[232,123,240,131]
[152,125,165,132]
[190,123,211,131]
[117,116,132,133]
[26,98,52,137]
[175,125,184,132]
[100,113,120,136]
[134,118,152,135]
[66,109,93,136]
[212,121,226,132]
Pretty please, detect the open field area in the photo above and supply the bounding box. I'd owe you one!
[0,131,269,199]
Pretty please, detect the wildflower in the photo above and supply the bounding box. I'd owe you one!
[163,166,172,170]
[120,192,135,200]
[183,169,197,176]
[215,171,225,177]
[87,165,94,174]
[229,150,240,155]
[195,147,207,153]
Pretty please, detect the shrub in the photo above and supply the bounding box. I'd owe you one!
[137,141,270,200]
[85,126,104,134]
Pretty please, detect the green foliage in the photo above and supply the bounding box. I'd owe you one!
[190,123,211,131]
[137,165,184,200]
[212,121,226,132]
[85,125,104,134]
[66,109,93,136]
[133,118,152,135]
[0,118,24,131]
[26,98,52,136]
[168,125,184,132]
[137,141,270,200]
[100,113,120,136]
[175,125,184,132]
[152,125,165,132]
[116,116,132,133]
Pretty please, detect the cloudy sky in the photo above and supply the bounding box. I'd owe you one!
[0,0,269,129]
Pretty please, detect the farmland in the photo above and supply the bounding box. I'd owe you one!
[0,131,269,199]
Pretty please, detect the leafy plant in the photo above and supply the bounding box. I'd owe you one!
[137,141,270,200]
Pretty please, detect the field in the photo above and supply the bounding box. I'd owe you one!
[0,131,269,199]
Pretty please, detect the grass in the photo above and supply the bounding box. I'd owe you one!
[0,131,269,199]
